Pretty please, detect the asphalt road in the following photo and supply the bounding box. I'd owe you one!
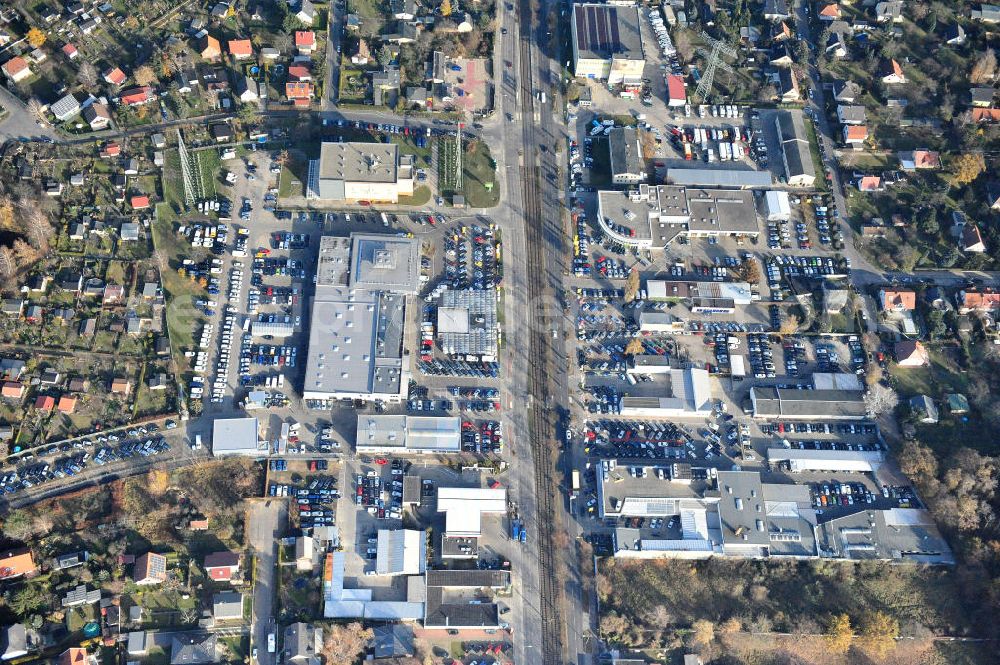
[0,86,56,142]
[248,500,286,665]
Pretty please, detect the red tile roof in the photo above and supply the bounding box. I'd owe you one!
[57,395,77,413]
[228,39,253,57]
[844,125,868,141]
[880,289,916,311]
[666,74,685,101]
[285,81,313,99]
[819,3,840,17]
[104,67,126,85]
[1,382,24,399]
[131,195,150,209]
[295,31,316,47]
[101,143,121,157]
[120,86,153,105]
[2,56,29,77]
[35,395,55,411]
[288,65,312,81]
[912,150,940,168]
[858,176,882,191]
[62,43,79,58]
[972,107,1000,122]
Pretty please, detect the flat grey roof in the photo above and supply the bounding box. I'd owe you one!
[752,387,867,419]
[717,471,770,547]
[318,142,399,184]
[304,288,405,398]
[211,418,260,454]
[349,233,420,294]
[815,508,954,564]
[316,235,353,287]
[437,290,498,357]
[573,3,644,61]
[684,188,760,234]
[665,168,773,188]
[609,127,643,176]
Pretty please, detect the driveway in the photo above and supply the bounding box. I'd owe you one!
[0,86,55,142]
[248,500,287,665]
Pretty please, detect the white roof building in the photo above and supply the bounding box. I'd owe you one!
[763,190,791,221]
[355,415,461,453]
[211,417,262,456]
[375,529,426,575]
[767,448,884,473]
[619,368,713,418]
[436,487,507,537]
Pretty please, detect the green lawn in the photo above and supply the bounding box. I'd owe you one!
[437,138,499,208]
[278,162,306,198]
[399,185,432,206]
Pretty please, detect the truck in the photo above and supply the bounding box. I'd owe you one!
[510,519,522,541]
[571,470,581,497]
[683,143,693,160]
[537,91,546,104]
[267,633,276,654]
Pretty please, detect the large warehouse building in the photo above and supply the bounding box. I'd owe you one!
[355,415,462,454]
[308,142,414,203]
[571,3,645,85]
[749,386,868,420]
[619,367,714,418]
[775,111,817,187]
[303,234,420,403]
[211,417,262,456]
[597,184,760,249]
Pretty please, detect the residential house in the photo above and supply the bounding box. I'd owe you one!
[120,87,154,106]
[212,592,243,622]
[282,623,322,665]
[0,300,24,317]
[295,536,314,570]
[372,624,414,660]
[372,67,401,106]
[288,65,312,82]
[971,87,996,107]
[819,3,841,20]
[61,585,101,607]
[833,79,861,103]
[133,552,167,585]
[198,35,222,60]
[130,196,150,210]
[777,67,799,101]
[875,0,903,21]
[762,0,789,20]
[879,59,906,84]
[235,75,260,103]
[843,124,868,147]
[79,318,97,336]
[771,21,793,41]
[895,340,929,367]
[100,142,121,158]
[111,377,132,395]
[82,103,112,130]
[1,382,25,400]
[103,67,127,86]
[956,290,1000,313]
[261,47,280,60]
[825,31,847,58]
[391,0,417,20]
[0,624,29,660]
[67,378,88,392]
[209,123,233,142]
[910,395,938,423]
[971,107,1000,123]
[103,284,125,304]
[947,393,970,414]
[34,395,55,411]
[972,4,1000,22]
[878,289,916,312]
[168,635,216,665]
[51,94,82,122]
[898,149,940,170]
[0,359,25,381]
[384,22,419,43]
[944,22,966,45]
[57,395,77,414]
[148,373,168,390]
[351,39,372,65]
[295,31,316,55]
[51,307,74,324]
[58,273,84,294]
[285,81,313,108]
[57,648,90,665]
[62,44,79,60]
[0,550,36,580]
[962,224,987,253]
[345,14,362,31]
[986,182,1000,211]
[296,0,317,24]
[769,42,795,66]
[2,57,32,83]
[857,175,882,191]
[203,552,240,581]
[406,86,429,109]
[837,105,866,125]
[228,39,253,60]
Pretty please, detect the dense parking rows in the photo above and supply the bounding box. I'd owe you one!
[2,434,169,494]
[354,461,405,520]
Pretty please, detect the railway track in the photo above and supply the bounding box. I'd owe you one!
[516,0,566,662]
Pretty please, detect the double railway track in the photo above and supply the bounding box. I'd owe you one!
[516,0,566,662]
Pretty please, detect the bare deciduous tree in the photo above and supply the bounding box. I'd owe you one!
[321,622,373,665]
[77,62,98,87]
[865,383,899,416]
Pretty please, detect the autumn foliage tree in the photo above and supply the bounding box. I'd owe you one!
[26,27,46,48]
[825,613,853,654]
[947,153,985,187]
[321,623,372,665]
[624,268,640,302]
[970,48,997,85]
[133,65,157,87]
